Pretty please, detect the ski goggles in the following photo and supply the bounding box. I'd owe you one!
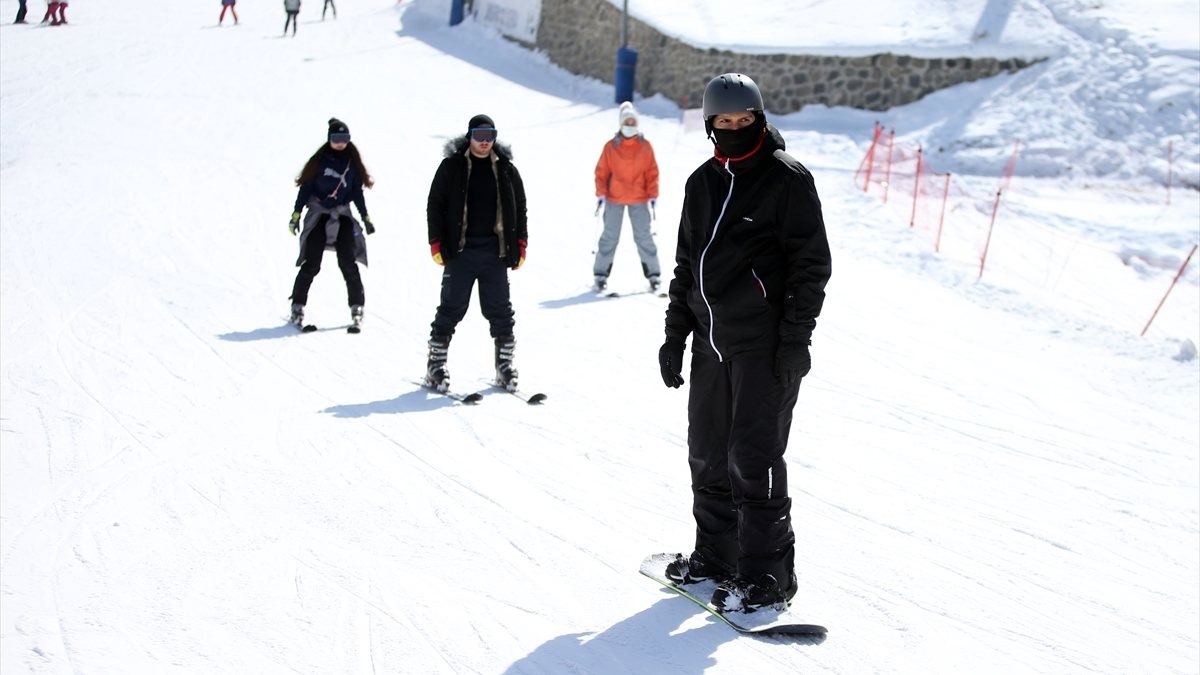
[329,133,351,144]
[469,128,497,143]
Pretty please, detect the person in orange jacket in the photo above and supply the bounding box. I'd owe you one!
[593,101,661,292]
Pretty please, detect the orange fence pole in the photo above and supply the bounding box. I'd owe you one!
[978,190,1003,279]
[1141,243,1197,336]
[860,122,881,192]
[935,173,951,253]
[999,140,1021,194]
[909,146,923,227]
[883,128,895,204]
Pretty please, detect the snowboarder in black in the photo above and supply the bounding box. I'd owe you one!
[287,118,375,329]
[424,114,528,393]
[659,73,832,613]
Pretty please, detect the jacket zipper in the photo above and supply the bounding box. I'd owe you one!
[698,160,736,362]
[751,268,766,298]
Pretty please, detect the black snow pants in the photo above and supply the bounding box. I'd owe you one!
[687,348,801,581]
[430,237,515,338]
[290,214,364,307]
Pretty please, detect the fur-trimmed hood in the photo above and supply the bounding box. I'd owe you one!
[442,136,515,161]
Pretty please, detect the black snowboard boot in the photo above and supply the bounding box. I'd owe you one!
[710,571,797,613]
[424,334,451,391]
[494,336,518,391]
[665,549,733,586]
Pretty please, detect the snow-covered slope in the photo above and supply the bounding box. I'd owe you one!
[1,0,1197,673]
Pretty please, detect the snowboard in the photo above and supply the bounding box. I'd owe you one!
[639,553,827,637]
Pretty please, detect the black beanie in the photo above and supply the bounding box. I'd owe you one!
[467,114,495,135]
[328,117,350,140]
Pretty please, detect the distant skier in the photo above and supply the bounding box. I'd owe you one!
[423,114,528,393]
[40,0,60,25]
[658,73,832,613]
[287,118,376,330]
[283,0,299,36]
[592,100,661,293]
[219,0,238,26]
[322,0,335,20]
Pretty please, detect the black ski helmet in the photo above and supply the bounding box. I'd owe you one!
[702,73,764,119]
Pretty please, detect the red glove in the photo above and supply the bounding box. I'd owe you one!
[513,239,526,270]
[431,241,443,266]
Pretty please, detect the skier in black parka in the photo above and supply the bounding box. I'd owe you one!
[424,114,528,393]
[659,73,832,613]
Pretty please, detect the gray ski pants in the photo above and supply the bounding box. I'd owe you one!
[593,201,660,279]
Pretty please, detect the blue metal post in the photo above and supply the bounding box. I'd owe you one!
[450,0,464,26]
[614,47,638,104]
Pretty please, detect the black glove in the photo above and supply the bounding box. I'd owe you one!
[363,217,375,235]
[658,340,685,388]
[774,341,811,384]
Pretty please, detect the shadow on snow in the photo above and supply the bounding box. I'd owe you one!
[322,387,461,417]
[499,595,823,674]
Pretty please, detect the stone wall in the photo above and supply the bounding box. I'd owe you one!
[533,0,1038,112]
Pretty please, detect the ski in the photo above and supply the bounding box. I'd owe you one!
[511,390,547,404]
[291,321,358,334]
[481,380,546,404]
[437,388,483,404]
[638,553,826,637]
[411,380,483,404]
[597,287,667,299]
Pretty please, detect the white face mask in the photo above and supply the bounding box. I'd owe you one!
[620,124,638,138]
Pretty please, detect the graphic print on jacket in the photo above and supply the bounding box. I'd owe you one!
[323,166,350,201]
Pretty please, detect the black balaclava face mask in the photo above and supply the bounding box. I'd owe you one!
[710,113,766,160]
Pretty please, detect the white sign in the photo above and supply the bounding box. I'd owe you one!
[475,0,542,44]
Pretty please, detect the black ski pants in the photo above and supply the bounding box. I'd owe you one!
[431,237,515,339]
[687,349,801,581]
[290,215,364,307]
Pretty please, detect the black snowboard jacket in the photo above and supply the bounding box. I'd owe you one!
[664,125,832,361]
[427,137,528,269]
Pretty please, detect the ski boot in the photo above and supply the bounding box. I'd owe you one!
[424,334,451,392]
[665,548,733,586]
[494,336,518,391]
[710,571,797,613]
[594,275,608,292]
[649,275,661,293]
[288,302,305,327]
[349,305,364,333]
